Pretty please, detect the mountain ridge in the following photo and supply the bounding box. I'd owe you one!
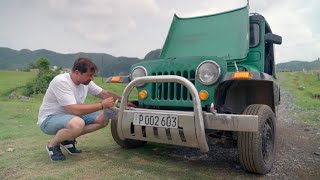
[0,47,144,77]
[276,59,320,71]
[0,47,319,76]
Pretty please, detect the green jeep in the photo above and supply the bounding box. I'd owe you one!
[108,3,282,174]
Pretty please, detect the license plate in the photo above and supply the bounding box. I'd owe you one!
[133,113,178,128]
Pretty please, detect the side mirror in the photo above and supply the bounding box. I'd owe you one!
[265,33,282,45]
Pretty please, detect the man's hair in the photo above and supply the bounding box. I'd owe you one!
[72,57,98,74]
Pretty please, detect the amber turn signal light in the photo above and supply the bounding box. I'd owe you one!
[199,90,209,101]
[138,90,148,99]
[232,72,252,79]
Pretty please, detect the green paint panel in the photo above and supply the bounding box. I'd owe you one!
[127,3,277,109]
[161,5,249,60]
[133,57,227,107]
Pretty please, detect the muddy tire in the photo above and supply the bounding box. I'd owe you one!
[238,104,276,174]
[111,118,146,148]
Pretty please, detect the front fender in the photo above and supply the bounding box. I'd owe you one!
[215,72,280,114]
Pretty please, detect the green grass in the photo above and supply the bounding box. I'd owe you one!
[86,76,137,104]
[1,71,226,179]
[278,71,320,126]
[1,70,319,179]
[0,71,36,97]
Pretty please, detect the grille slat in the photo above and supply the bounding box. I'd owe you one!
[182,71,188,100]
[169,71,174,100]
[176,71,181,100]
[164,72,168,100]
[161,82,164,100]
[151,70,195,103]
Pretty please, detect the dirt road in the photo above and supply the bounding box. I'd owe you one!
[163,89,320,178]
[269,89,320,178]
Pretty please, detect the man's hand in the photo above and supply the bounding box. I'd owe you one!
[101,97,114,109]
[128,101,137,108]
[113,99,137,108]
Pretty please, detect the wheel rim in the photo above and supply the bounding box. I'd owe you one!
[262,117,274,163]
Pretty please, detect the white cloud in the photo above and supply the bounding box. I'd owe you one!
[0,0,319,62]
[39,0,162,56]
[255,0,320,61]
[176,0,247,17]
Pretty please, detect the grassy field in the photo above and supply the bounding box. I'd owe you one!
[278,71,320,127]
[0,71,223,179]
[1,70,319,179]
[0,71,36,97]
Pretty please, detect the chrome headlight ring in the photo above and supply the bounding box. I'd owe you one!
[130,66,147,86]
[196,60,221,85]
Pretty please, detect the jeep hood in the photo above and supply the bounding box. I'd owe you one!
[160,4,249,60]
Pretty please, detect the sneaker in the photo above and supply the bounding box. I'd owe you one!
[46,145,66,161]
[60,140,82,155]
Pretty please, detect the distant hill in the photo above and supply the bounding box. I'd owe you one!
[0,47,145,77]
[1,47,319,76]
[276,59,320,71]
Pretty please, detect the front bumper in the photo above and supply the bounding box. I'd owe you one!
[117,75,258,152]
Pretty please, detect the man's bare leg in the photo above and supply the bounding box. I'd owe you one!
[48,109,114,146]
[48,116,85,147]
[78,112,109,136]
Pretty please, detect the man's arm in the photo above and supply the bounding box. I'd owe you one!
[97,90,121,101]
[98,90,137,108]
[64,97,114,116]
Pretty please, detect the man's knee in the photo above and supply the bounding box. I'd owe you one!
[94,112,109,128]
[66,117,85,132]
[102,119,109,127]
[96,118,109,128]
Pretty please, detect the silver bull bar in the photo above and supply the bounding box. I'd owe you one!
[117,75,258,152]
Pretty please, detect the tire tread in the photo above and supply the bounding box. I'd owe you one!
[238,104,276,174]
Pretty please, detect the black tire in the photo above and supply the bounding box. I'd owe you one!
[111,118,147,148]
[238,104,277,174]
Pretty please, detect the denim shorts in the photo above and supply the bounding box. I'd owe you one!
[40,112,100,135]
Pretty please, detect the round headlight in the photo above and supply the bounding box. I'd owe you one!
[131,66,147,81]
[196,61,221,85]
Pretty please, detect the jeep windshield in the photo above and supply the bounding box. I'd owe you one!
[160,4,249,60]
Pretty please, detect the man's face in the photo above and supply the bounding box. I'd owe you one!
[77,70,95,85]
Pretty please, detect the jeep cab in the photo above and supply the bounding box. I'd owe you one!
[108,3,282,174]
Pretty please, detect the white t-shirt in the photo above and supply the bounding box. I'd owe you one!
[37,73,103,126]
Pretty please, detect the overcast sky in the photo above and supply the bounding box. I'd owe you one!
[1,0,319,63]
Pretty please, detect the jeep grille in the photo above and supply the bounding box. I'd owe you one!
[151,70,195,102]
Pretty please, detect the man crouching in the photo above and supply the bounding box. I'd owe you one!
[37,57,133,161]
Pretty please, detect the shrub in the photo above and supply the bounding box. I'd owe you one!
[20,57,59,97]
[23,70,58,97]
[34,71,58,94]
[35,57,50,72]
[22,82,35,97]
